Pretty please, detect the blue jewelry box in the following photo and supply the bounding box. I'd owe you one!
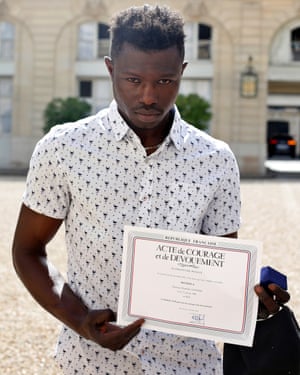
[260,266,287,290]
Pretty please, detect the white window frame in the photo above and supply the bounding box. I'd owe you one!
[270,21,300,64]
[0,21,15,61]
[184,22,212,61]
[77,22,109,60]
[0,77,13,134]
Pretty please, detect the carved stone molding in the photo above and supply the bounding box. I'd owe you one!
[85,0,107,18]
[183,0,209,20]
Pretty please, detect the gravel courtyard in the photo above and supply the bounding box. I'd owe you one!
[1,175,299,374]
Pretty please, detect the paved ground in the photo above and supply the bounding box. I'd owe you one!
[1,175,299,374]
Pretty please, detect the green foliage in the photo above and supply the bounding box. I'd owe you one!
[43,97,92,133]
[176,93,211,131]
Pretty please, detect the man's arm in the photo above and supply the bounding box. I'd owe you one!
[12,204,144,350]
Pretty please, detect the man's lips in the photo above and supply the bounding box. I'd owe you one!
[135,110,161,116]
[134,112,161,123]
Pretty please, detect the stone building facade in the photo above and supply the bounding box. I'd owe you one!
[0,0,300,176]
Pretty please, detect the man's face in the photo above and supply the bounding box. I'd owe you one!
[105,42,187,131]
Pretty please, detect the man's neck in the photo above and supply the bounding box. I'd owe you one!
[122,108,175,148]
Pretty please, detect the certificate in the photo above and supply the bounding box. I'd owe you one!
[118,226,262,346]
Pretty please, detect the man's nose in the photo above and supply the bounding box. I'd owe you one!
[139,83,158,105]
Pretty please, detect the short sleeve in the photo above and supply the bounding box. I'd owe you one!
[201,147,241,236]
[23,127,70,219]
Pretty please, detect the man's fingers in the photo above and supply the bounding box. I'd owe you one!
[101,318,144,335]
[96,308,116,322]
[122,318,145,340]
[268,283,290,304]
[119,319,144,349]
[89,309,116,330]
[124,318,145,332]
[255,285,279,315]
[254,284,290,317]
[97,318,145,351]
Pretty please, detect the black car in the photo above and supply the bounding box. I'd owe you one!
[268,134,297,158]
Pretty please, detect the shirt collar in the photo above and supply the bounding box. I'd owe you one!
[108,100,187,150]
[108,101,130,141]
[169,106,188,150]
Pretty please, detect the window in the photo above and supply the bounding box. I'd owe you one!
[0,21,15,60]
[270,22,300,64]
[78,23,94,60]
[0,77,13,134]
[0,22,14,134]
[185,22,212,61]
[291,27,300,61]
[198,24,212,60]
[77,22,109,60]
[79,80,92,98]
[78,78,112,114]
[97,23,110,58]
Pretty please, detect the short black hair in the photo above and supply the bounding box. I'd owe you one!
[109,4,185,61]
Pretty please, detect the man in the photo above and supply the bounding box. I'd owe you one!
[12,5,289,375]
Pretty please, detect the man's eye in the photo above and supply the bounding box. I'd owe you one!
[158,79,172,85]
[127,78,140,84]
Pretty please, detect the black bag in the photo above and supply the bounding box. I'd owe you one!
[223,306,300,375]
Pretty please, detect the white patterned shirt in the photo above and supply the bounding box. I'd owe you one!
[23,100,241,375]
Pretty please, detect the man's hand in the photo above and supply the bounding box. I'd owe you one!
[254,283,290,319]
[79,308,145,351]
[12,205,145,352]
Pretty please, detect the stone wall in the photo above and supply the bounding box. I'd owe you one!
[0,0,300,175]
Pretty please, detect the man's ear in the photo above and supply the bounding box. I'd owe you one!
[181,61,188,75]
[104,56,113,77]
